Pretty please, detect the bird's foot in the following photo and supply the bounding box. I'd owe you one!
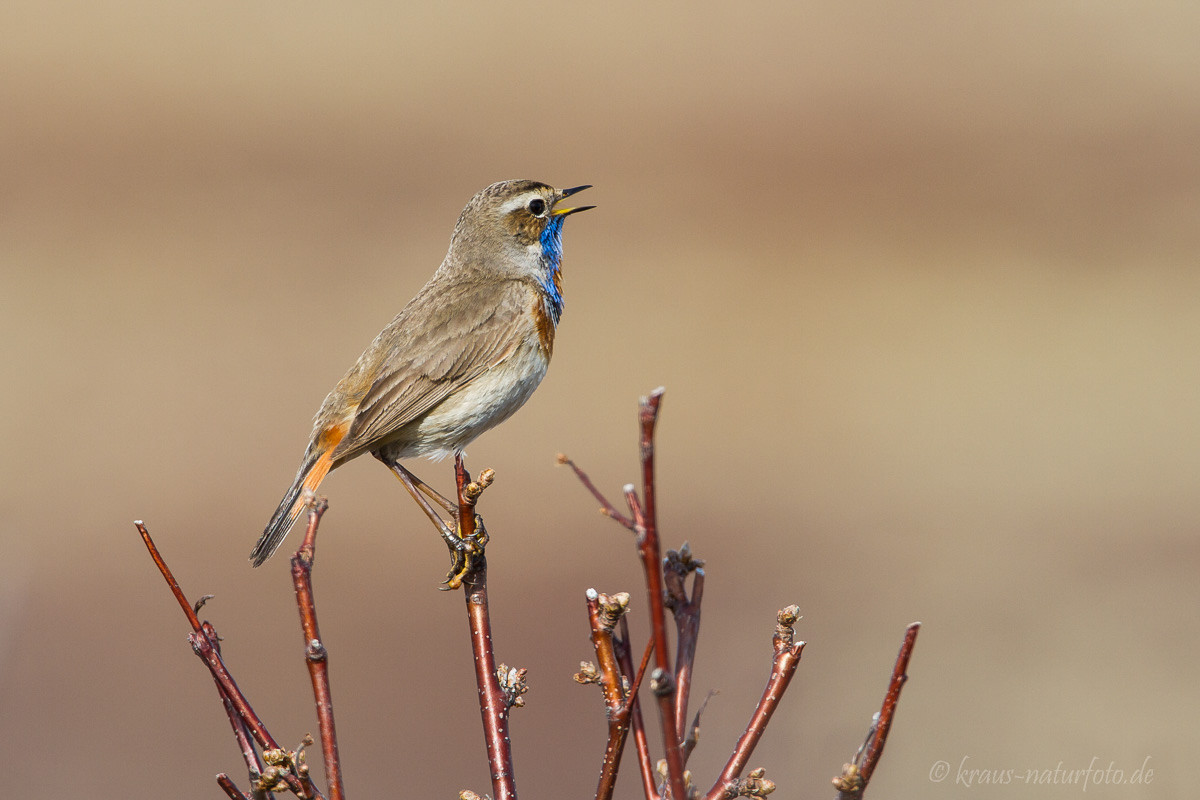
[442,513,489,590]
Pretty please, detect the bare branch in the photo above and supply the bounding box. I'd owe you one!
[586,589,635,800]
[141,386,920,800]
[833,622,921,799]
[681,691,717,763]
[630,389,688,800]
[137,521,317,798]
[664,543,705,746]
[615,617,658,800]
[135,521,203,633]
[216,773,249,800]
[203,620,266,788]
[557,453,636,530]
[455,458,518,800]
[707,607,805,800]
[290,500,345,800]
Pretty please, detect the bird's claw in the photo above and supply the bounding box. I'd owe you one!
[441,514,488,590]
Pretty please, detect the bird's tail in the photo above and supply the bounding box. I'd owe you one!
[250,447,335,567]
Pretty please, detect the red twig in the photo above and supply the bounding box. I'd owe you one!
[216,773,249,799]
[586,589,634,800]
[615,617,658,800]
[454,455,478,542]
[556,454,636,530]
[137,523,273,750]
[632,389,688,800]
[628,636,657,714]
[291,500,345,800]
[562,389,687,800]
[860,622,920,782]
[833,622,921,799]
[455,458,517,800]
[582,596,656,800]
[664,544,705,747]
[136,521,203,633]
[706,607,805,800]
[185,633,281,760]
[203,619,266,787]
[137,522,310,797]
[681,691,716,763]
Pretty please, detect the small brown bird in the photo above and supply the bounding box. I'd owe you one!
[250,180,592,566]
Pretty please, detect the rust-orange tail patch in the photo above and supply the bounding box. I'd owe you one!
[250,437,340,567]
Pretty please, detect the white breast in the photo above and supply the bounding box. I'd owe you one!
[402,339,550,460]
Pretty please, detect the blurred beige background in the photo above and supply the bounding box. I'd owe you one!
[2,2,1197,798]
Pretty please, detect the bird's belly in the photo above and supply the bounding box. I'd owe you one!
[390,343,549,460]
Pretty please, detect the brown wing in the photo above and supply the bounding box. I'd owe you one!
[328,277,533,462]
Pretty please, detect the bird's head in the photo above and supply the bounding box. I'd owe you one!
[449,180,593,276]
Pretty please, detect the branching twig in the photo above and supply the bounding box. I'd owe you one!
[291,499,345,800]
[142,385,919,800]
[136,521,204,632]
[664,543,705,748]
[583,589,634,800]
[453,459,518,800]
[615,616,658,800]
[185,630,280,756]
[135,522,321,796]
[832,622,921,800]
[632,389,688,800]
[706,607,805,800]
[203,619,267,792]
[557,454,636,530]
[561,388,686,800]
[681,691,716,763]
[216,773,249,800]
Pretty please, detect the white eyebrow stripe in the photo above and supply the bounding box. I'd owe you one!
[499,192,541,214]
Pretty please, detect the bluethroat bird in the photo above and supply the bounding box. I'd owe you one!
[250,180,592,568]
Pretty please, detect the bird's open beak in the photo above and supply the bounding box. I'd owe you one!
[553,184,595,217]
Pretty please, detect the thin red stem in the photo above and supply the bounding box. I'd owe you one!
[557,454,636,530]
[665,555,704,744]
[859,622,921,784]
[135,521,203,633]
[216,773,249,800]
[203,620,265,782]
[627,636,657,713]
[291,500,345,800]
[136,522,306,796]
[455,455,477,541]
[588,591,633,800]
[616,617,658,800]
[707,611,805,800]
[456,458,517,800]
[187,632,280,753]
[633,390,687,800]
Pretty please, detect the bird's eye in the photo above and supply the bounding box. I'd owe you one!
[528,198,547,216]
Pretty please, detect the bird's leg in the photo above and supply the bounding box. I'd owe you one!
[399,464,458,515]
[378,457,469,553]
[376,454,492,588]
[446,453,492,589]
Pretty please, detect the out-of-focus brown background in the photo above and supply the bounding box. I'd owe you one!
[2,2,1197,798]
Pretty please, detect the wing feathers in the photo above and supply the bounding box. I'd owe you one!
[328,278,533,462]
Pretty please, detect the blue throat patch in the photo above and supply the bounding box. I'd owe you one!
[538,215,566,323]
